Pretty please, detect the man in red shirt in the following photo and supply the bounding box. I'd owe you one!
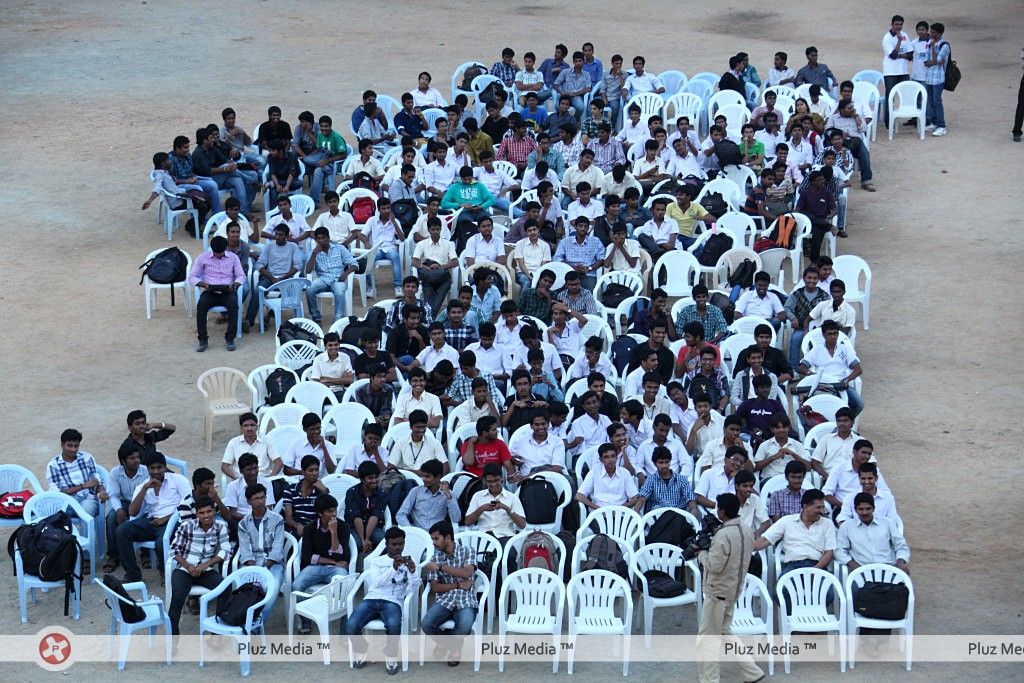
[459,416,515,477]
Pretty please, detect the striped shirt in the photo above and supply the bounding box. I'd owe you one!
[497,134,538,166]
[282,482,322,528]
[638,471,695,510]
[924,41,950,86]
[767,486,803,518]
[428,542,479,610]
[46,452,99,503]
[169,518,230,569]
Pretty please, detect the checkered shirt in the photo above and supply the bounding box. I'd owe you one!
[46,452,98,503]
[767,486,804,518]
[638,471,695,510]
[169,518,230,569]
[428,542,479,610]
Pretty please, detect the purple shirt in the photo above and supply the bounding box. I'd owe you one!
[188,250,245,287]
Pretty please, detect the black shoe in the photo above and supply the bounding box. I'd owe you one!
[1015,134,1022,142]
[196,341,208,352]
[226,341,237,351]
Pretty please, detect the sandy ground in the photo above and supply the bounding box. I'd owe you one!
[1,0,1022,679]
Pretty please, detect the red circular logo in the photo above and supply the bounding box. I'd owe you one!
[39,633,71,665]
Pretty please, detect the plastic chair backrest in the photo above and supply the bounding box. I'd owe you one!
[777,566,841,612]
[0,465,42,495]
[568,568,631,616]
[651,250,700,297]
[284,381,338,416]
[274,340,321,372]
[578,505,642,543]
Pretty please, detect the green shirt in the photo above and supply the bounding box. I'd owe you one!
[317,130,348,156]
[440,181,495,210]
[740,140,765,158]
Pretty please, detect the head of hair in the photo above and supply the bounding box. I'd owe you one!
[237,453,259,471]
[301,412,321,430]
[784,460,807,476]
[192,467,215,487]
[60,428,82,443]
[717,493,741,518]
[314,494,339,514]
[300,454,320,471]
[408,409,429,427]
[735,469,755,486]
[801,488,825,507]
[357,461,381,479]
[421,459,444,478]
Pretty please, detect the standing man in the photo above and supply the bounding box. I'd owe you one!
[189,235,245,351]
[881,15,914,129]
[696,492,765,683]
[923,22,950,136]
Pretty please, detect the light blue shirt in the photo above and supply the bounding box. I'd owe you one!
[256,240,303,278]
[471,285,502,323]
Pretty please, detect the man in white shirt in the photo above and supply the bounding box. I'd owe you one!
[765,51,796,87]
[411,71,446,109]
[364,199,406,296]
[342,424,390,475]
[753,413,811,482]
[513,222,553,292]
[464,323,505,378]
[695,446,748,509]
[411,322,460,372]
[393,369,444,428]
[622,56,665,98]
[835,492,909,573]
[284,413,337,476]
[310,332,355,397]
[567,392,612,459]
[823,440,889,513]
[474,151,520,214]
[635,197,679,259]
[604,223,642,274]
[809,279,857,334]
[734,470,770,538]
[810,407,861,478]
[663,137,703,179]
[411,217,458,316]
[735,271,786,328]
[881,15,914,129]
[508,413,567,481]
[754,488,837,579]
[910,20,931,86]
[798,320,864,418]
[389,410,448,477]
[423,143,457,199]
[754,113,785,164]
[635,414,692,481]
[343,139,385,183]
[566,182,604,222]
[700,126,725,174]
[576,444,639,509]
[561,150,605,206]
[221,412,281,479]
[464,463,527,539]
[615,104,649,150]
[313,191,365,248]
[223,453,276,519]
[463,217,506,268]
[835,461,898,525]
[786,123,815,172]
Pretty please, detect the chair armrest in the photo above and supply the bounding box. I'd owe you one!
[123,581,150,600]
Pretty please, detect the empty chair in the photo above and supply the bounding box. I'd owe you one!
[715,212,758,250]
[0,465,44,528]
[651,250,701,297]
[284,380,338,417]
[730,574,775,676]
[776,567,846,673]
[720,164,758,192]
[451,61,488,101]
[197,367,250,450]
[199,567,277,677]
[274,339,321,373]
[707,90,746,122]
[845,563,915,671]
[498,568,565,673]
[664,92,703,129]
[657,70,688,98]
[259,404,309,437]
[322,403,374,455]
[142,247,193,320]
[291,574,359,664]
[696,177,744,211]
[566,569,634,676]
[832,254,872,329]
[718,333,755,378]
[887,81,927,141]
[631,543,701,646]
[576,505,642,546]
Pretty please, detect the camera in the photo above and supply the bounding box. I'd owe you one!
[682,513,723,560]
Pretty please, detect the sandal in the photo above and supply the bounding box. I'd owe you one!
[102,557,119,573]
[140,553,151,570]
[188,597,199,615]
[837,230,848,238]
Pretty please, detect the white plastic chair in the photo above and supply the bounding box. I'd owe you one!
[651,250,700,297]
[157,188,201,241]
[630,507,701,548]
[248,364,298,415]
[143,248,193,320]
[418,569,490,671]
[756,247,790,288]
[853,81,882,142]
[95,577,172,670]
[729,315,773,341]
[612,295,649,337]
[322,402,374,455]
[576,505,643,547]
[657,70,688,98]
[498,568,565,673]
[594,271,644,320]
[707,90,746,123]
[14,531,82,622]
[199,566,277,677]
[625,93,664,123]
[845,563,914,671]
[716,104,751,140]
[25,491,96,581]
[832,254,872,330]
[711,247,762,291]
[715,212,758,250]
[259,403,309,436]
[274,317,324,350]
[501,529,567,582]
[284,380,339,417]
[730,574,775,675]
[455,531,504,634]
[197,367,250,450]
[321,472,359,501]
[762,84,798,103]
[720,164,758,192]
[0,465,44,528]
[451,61,488,101]
[796,394,849,440]
[531,260,575,291]
[718,333,755,378]
[258,278,310,334]
[566,569,634,676]
[887,81,927,141]
[350,243,381,307]
[631,543,701,646]
[776,567,846,673]
[662,92,703,133]
[274,339,321,373]
[852,70,884,89]
[291,574,359,664]
[695,177,744,212]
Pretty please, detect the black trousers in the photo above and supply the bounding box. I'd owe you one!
[1014,73,1024,137]
[169,568,222,635]
[882,74,909,127]
[197,289,238,342]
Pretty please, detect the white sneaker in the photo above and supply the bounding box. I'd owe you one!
[924,124,936,132]
[932,127,947,136]
[394,287,403,296]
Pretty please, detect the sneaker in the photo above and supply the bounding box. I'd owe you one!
[860,182,876,192]
[1014,134,1022,142]
[226,341,237,351]
[394,287,403,296]
[196,341,208,353]
[385,657,400,675]
[924,124,936,132]
[932,127,947,136]
[352,653,369,669]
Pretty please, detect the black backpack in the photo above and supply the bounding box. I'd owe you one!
[698,232,732,267]
[645,509,696,547]
[448,472,486,519]
[340,306,386,346]
[713,139,742,167]
[391,198,419,231]
[728,259,757,289]
[459,66,486,91]
[700,192,729,219]
[600,282,634,310]
[517,477,559,525]
[138,247,189,306]
[278,320,320,346]
[216,581,266,631]
[710,291,736,324]
[610,335,639,376]
[102,573,146,623]
[479,83,506,105]
[643,569,688,598]
[264,368,296,407]
[580,533,629,579]
[351,171,380,193]
[8,511,82,616]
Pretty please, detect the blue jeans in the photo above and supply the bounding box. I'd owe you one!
[239,150,267,173]
[105,503,130,560]
[845,385,864,419]
[265,178,304,208]
[346,598,403,657]
[211,168,250,212]
[789,327,807,374]
[261,562,285,622]
[115,516,163,581]
[422,603,477,646]
[838,193,848,228]
[515,272,532,292]
[305,153,336,206]
[924,83,945,128]
[607,100,623,129]
[845,138,871,182]
[294,564,349,630]
[194,176,222,213]
[568,95,586,120]
[350,526,384,550]
[373,248,403,290]
[490,197,511,215]
[306,276,349,321]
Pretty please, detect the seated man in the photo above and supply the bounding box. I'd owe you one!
[784,266,831,373]
[345,461,387,553]
[245,223,302,331]
[810,279,856,335]
[282,455,328,537]
[342,424,390,476]
[823,439,889,516]
[442,302,479,352]
[192,126,253,217]
[735,271,786,330]
[189,235,245,351]
[47,428,106,518]
[464,216,507,269]
[730,346,782,411]
[733,323,793,383]
[167,496,229,635]
[387,304,430,376]
[353,364,395,427]
[390,410,448,481]
[394,372,443,428]
[513,221,553,292]
[450,376,500,431]
[411,218,458,316]
[810,407,862,479]
[223,453,276,534]
[754,413,811,482]
[824,98,875,191]
[674,284,729,345]
[556,270,600,316]
[502,368,551,436]
[365,198,406,297]
[354,330,398,383]
[633,446,698,515]
[554,216,605,290]
[835,492,909,574]
[309,331,355,397]
[734,375,787,445]
[685,346,732,414]
[396,459,460,529]
[442,166,495,230]
[567,337,614,382]
[735,469,770,539]
[836,461,898,525]
[754,488,836,580]
[576,443,640,511]
[292,494,351,633]
[308,115,350,206]
[102,443,149,573]
[461,416,515,478]
[345,527,421,674]
[304,228,358,323]
[798,319,864,418]
[470,268,504,325]
[695,446,748,510]
[767,460,808,522]
[410,322,460,373]
[262,139,304,208]
[684,393,724,459]
[568,391,613,460]
[508,411,568,482]
[116,452,191,582]
[222,413,280,480]
[422,521,480,666]
[666,184,714,251]
[283,413,337,477]
[465,463,527,542]
[236,483,287,621]
[698,416,753,474]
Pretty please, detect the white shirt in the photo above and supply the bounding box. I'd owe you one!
[349,157,385,179]
[761,513,837,563]
[616,120,649,148]
[412,237,456,265]
[632,156,666,179]
[739,493,769,532]
[509,432,566,475]
[882,30,913,76]
[513,238,552,275]
[786,138,815,169]
[606,239,642,273]
[412,86,446,109]
[314,211,360,245]
[579,466,638,508]
[415,343,459,372]
[637,217,679,245]
[222,435,276,478]
[836,490,898,525]
[412,215,452,241]
[623,366,651,398]
[636,437,691,479]
[692,410,725,456]
[699,440,753,472]
[285,438,336,476]
[823,460,890,504]
[567,352,614,381]
[562,164,605,196]
[765,67,796,87]
[835,515,909,566]
[754,437,807,481]
[504,341,561,377]
[424,160,457,193]
[495,320,524,352]
[390,433,446,469]
[754,129,784,161]
[736,289,785,319]
[811,431,862,475]
[522,167,560,193]
[474,167,516,198]
[310,351,353,381]
[666,129,701,150]
[224,475,276,515]
[569,413,612,456]
[468,488,525,537]
[547,318,582,356]
[695,467,735,504]
[624,72,664,97]
[365,215,400,251]
[449,398,495,430]
[800,342,860,383]
[464,234,504,263]
[567,198,604,223]
[699,137,721,172]
[464,342,504,376]
[911,38,931,81]
[341,444,390,472]
[664,150,703,178]
[394,390,443,420]
[809,300,857,329]
[132,472,191,519]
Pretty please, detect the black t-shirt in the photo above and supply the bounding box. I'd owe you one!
[354,351,395,377]
[627,344,675,385]
[119,429,173,467]
[504,393,547,435]
[481,116,510,142]
[386,324,429,358]
[571,392,620,422]
[733,345,790,379]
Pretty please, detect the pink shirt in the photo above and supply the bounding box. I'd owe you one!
[188,250,245,286]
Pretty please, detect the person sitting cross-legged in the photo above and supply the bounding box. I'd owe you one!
[292,493,350,634]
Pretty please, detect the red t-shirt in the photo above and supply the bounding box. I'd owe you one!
[459,439,512,477]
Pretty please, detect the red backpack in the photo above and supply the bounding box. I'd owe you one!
[0,490,33,518]
[350,196,376,225]
[521,530,559,573]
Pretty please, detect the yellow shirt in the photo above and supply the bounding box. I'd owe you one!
[666,201,709,238]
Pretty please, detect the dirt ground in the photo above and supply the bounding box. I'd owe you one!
[1,0,1021,679]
